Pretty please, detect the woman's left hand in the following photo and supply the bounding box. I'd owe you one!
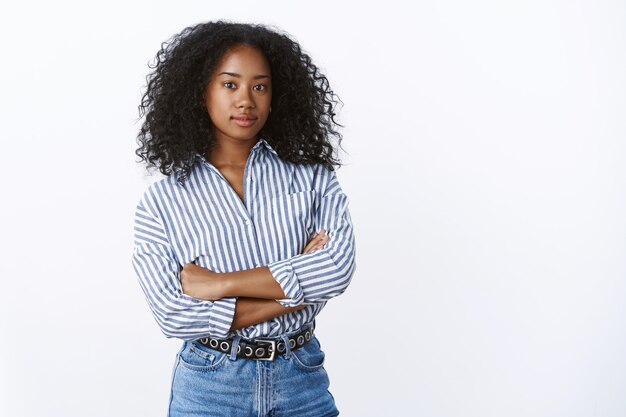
[180,262,226,300]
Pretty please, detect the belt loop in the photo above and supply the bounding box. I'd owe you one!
[229,334,241,361]
[280,334,292,358]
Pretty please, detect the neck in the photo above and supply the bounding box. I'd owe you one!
[206,136,260,167]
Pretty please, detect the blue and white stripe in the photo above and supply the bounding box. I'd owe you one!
[131,137,356,341]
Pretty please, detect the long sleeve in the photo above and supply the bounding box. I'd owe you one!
[267,169,357,307]
[131,194,237,341]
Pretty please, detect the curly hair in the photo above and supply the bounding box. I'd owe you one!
[135,20,345,184]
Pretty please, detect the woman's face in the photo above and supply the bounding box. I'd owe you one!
[204,44,272,145]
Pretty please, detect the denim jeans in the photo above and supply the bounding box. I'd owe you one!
[167,327,340,417]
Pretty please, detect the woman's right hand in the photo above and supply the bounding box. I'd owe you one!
[279,229,328,314]
[302,229,328,254]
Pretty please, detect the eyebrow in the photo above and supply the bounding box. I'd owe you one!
[217,71,271,80]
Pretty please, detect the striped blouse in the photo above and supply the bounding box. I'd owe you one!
[131,137,356,341]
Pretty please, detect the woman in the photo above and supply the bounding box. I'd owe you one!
[132,20,356,417]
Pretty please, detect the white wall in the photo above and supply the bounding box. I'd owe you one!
[1,1,624,416]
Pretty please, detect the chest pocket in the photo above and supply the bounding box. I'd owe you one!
[266,190,316,259]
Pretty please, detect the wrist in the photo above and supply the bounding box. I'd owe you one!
[195,270,229,300]
[219,272,235,298]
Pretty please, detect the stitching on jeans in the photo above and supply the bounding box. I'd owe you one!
[291,338,325,372]
[267,360,274,416]
[179,344,228,371]
[189,342,213,359]
[167,353,181,416]
[256,362,262,417]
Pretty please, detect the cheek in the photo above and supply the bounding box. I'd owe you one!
[205,87,226,109]
[259,95,272,113]
[205,106,218,122]
[205,95,228,119]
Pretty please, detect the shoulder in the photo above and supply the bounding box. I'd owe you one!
[289,162,342,198]
[136,169,194,217]
[140,174,179,199]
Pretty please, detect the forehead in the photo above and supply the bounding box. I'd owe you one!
[214,45,271,74]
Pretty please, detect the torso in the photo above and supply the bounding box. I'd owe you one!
[215,164,245,204]
[141,145,327,339]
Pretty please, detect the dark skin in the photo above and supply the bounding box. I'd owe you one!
[179,44,329,332]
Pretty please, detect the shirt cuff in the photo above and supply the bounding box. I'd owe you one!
[267,258,305,307]
[207,297,237,338]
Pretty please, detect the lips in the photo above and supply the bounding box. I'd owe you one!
[231,115,258,127]
[231,115,258,121]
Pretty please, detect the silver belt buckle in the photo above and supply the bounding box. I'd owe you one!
[254,338,277,361]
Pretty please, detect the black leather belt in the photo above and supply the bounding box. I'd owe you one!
[195,324,315,361]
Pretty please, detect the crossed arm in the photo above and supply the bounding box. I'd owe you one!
[180,230,330,332]
[133,168,356,340]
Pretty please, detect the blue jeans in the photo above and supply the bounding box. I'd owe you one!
[167,328,340,417]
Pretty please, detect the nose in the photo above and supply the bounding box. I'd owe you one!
[235,86,255,109]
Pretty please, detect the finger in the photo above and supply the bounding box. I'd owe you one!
[304,231,328,251]
[313,241,326,250]
[305,233,322,247]
[304,241,323,253]
[315,229,327,237]
[313,235,328,246]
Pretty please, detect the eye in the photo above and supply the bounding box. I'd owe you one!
[223,81,236,89]
[254,84,267,91]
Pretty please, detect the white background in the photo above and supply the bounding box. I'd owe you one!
[1,1,624,416]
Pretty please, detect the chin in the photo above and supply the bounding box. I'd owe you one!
[220,130,261,142]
